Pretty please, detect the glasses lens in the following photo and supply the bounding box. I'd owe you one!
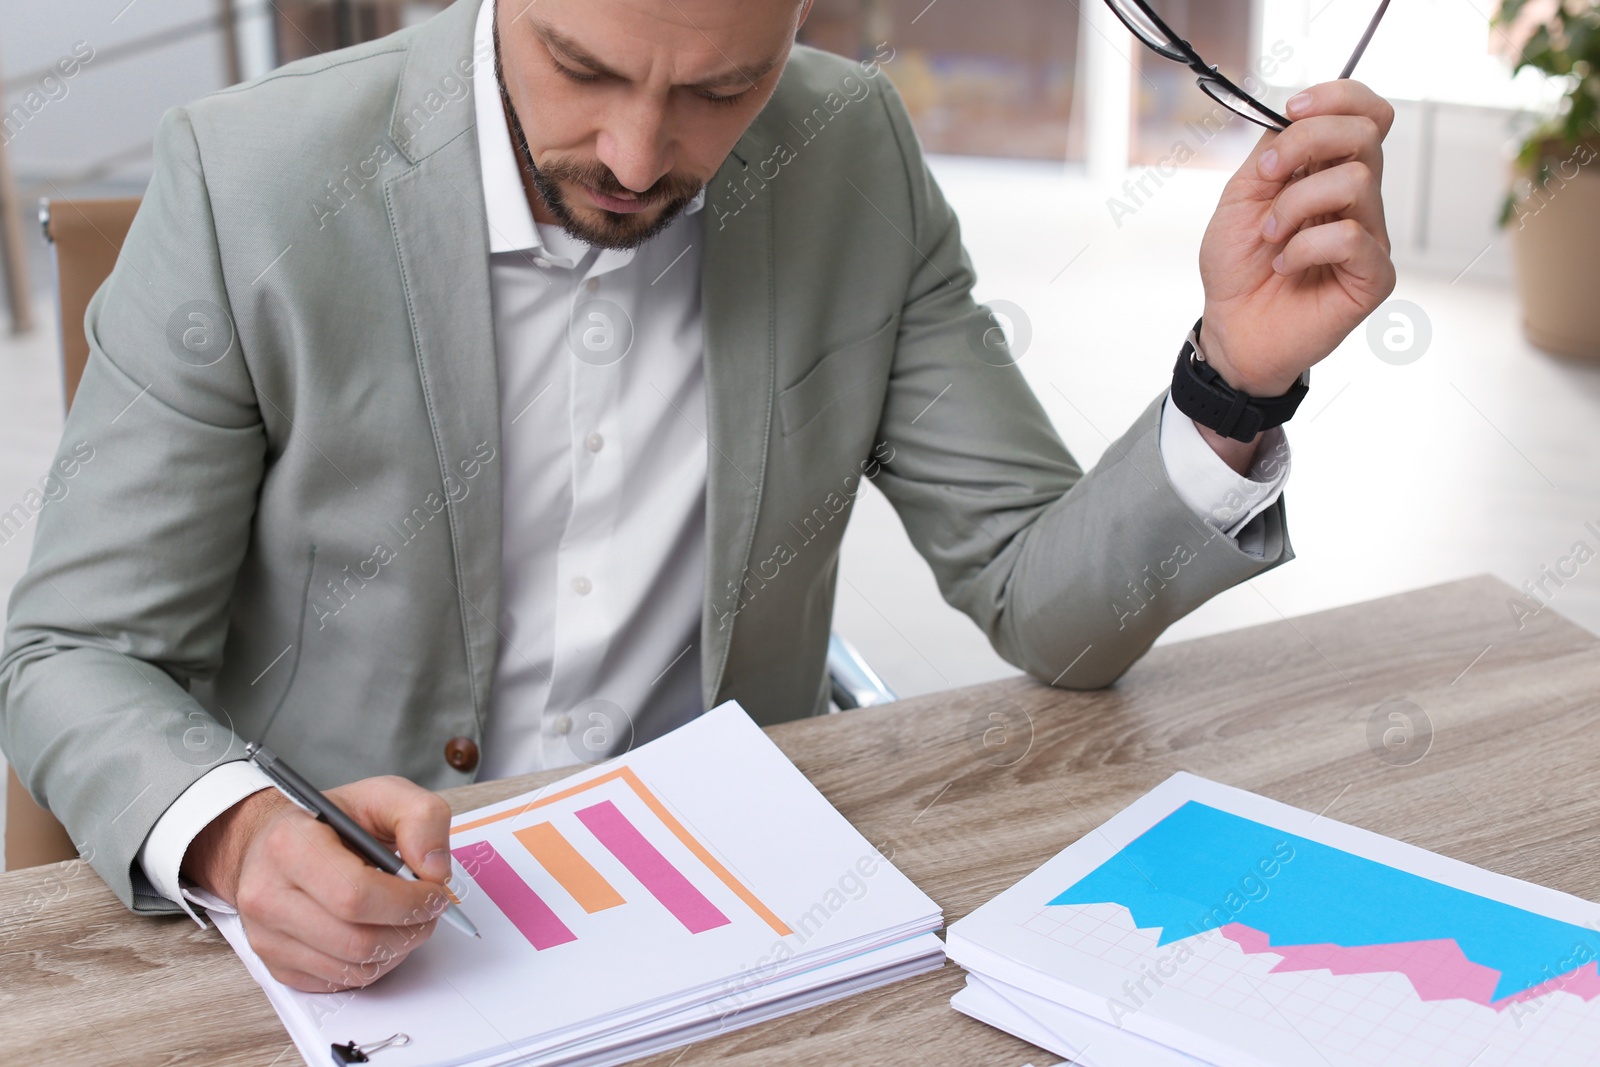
[1103,0,1189,61]
[1198,77,1288,132]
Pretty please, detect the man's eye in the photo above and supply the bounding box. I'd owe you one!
[554,61,601,84]
[702,89,750,107]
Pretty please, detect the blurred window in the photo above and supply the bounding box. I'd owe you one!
[799,0,1084,162]
[1125,0,1263,167]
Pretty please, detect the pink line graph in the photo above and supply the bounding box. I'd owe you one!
[576,799,731,934]
[453,840,578,950]
[1221,922,1600,1011]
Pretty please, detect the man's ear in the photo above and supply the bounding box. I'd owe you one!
[796,0,816,33]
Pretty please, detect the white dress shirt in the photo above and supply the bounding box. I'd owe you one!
[134,0,1288,921]
[468,0,709,778]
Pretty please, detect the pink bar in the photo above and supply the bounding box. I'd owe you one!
[576,800,731,934]
[452,840,577,950]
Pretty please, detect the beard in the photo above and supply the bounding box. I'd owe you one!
[494,22,703,251]
[523,154,703,251]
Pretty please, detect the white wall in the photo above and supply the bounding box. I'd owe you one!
[1383,99,1534,286]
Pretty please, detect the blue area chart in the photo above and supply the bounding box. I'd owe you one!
[1049,802,1600,1005]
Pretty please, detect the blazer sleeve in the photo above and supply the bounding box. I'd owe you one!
[865,77,1293,689]
[0,106,265,912]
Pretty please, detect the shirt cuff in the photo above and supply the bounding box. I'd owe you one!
[1158,391,1291,547]
[135,761,275,927]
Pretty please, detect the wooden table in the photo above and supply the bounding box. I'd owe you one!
[5,575,1600,1066]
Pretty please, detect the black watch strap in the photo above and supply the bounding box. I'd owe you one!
[1169,317,1308,442]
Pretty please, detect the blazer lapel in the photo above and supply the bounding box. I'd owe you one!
[700,127,778,707]
[384,0,504,729]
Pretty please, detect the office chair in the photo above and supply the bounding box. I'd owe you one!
[3,197,897,871]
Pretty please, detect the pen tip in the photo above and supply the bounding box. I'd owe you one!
[473,931,482,939]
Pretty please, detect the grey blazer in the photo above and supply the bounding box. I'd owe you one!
[0,0,1288,913]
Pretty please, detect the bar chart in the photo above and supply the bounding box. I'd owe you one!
[450,766,788,951]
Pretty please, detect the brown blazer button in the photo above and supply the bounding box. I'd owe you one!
[444,736,479,772]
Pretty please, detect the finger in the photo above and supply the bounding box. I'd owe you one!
[245,880,438,969]
[1258,114,1383,185]
[1231,81,1392,195]
[245,918,401,992]
[330,776,455,883]
[272,812,451,926]
[272,967,345,994]
[1283,79,1396,138]
[1263,160,1387,254]
[1273,217,1394,291]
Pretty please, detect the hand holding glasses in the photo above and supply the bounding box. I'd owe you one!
[1103,0,1392,132]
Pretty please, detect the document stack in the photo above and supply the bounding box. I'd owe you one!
[949,773,1600,1066]
[199,702,943,1067]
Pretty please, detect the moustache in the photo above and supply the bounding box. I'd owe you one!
[535,158,703,208]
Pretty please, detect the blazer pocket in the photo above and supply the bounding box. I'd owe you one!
[778,312,899,438]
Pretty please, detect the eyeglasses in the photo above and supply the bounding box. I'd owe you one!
[1103,0,1392,132]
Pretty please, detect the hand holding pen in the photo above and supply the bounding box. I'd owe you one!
[181,752,476,993]
[247,743,479,940]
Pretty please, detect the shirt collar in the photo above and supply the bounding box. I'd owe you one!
[472,0,704,258]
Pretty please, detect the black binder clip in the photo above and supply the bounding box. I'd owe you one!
[330,1033,410,1064]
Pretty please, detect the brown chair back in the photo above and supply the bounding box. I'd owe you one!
[4,196,142,871]
[44,197,141,404]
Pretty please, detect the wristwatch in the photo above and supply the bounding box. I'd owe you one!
[1169,317,1308,442]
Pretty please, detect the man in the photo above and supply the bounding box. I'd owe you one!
[0,0,1394,993]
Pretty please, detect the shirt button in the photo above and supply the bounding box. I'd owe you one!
[533,256,551,268]
[572,576,592,595]
[585,432,604,453]
[443,736,479,772]
[585,277,600,293]
[553,714,573,735]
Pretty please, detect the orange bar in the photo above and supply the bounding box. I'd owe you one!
[514,822,625,914]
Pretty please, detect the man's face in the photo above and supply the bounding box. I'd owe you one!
[495,0,806,249]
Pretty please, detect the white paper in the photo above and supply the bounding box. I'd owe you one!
[948,772,1600,1067]
[953,974,1204,1067]
[204,702,942,1067]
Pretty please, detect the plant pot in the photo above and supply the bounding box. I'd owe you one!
[1505,143,1600,360]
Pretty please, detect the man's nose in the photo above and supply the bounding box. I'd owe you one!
[595,92,674,194]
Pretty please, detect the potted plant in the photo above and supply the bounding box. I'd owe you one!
[1493,0,1600,359]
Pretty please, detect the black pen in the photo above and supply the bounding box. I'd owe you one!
[245,742,480,939]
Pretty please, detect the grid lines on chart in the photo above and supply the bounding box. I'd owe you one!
[1017,902,1600,1065]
